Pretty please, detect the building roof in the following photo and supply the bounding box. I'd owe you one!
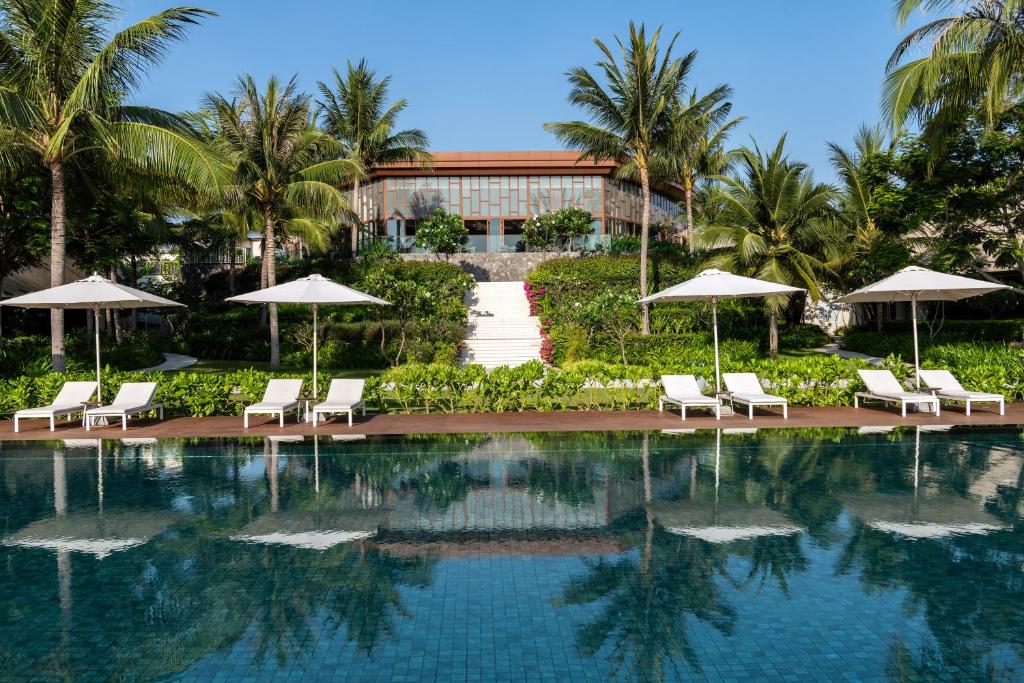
[373,150,684,199]
[373,150,617,177]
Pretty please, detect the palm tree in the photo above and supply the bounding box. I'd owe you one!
[545,23,690,335]
[884,0,1024,155]
[317,59,430,257]
[696,136,839,358]
[656,86,743,251]
[0,0,220,370]
[827,125,908,328]
[203,75,360,368]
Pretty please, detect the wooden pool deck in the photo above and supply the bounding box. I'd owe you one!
[1,403,1021,440]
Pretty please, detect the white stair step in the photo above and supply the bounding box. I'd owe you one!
[461,279,542,367]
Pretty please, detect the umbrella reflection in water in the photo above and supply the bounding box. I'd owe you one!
[649,429,804,542]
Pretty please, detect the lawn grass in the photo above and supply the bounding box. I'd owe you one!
[182,359,381,378]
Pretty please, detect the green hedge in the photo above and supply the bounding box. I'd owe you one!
[842,320,1024,359]
[0,331,165,378]
[10,350,1020,420]
[0,356,873,419]
[367,356,871,414]
[0,369,308,419]
[527,256,828,363]
[920,344,1024,400]
[550,330,761,370]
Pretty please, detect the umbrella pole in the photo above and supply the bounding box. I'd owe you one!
[94,306,102,403]
[312,304,318,402]
[911,293,920,389]
[711,298,721,393]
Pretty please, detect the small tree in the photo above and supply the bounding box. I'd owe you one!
[522,213,559,251]
[579,289,641,364]
[361,265,432,365]
[523,207,594,251]
[415,208,467,260]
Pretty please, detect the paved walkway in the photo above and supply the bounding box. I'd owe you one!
[813,341,885,365]
[2,404,1018,441]
[142,353,198,372]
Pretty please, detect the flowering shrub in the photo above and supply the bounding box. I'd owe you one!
[523,281,545,316]
[539,328,555,365]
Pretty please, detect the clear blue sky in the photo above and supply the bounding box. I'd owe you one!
[124,0,920,182]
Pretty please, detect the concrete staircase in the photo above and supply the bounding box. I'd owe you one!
[460,281,543,369]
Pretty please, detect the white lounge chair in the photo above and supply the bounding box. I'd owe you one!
[243,379,303,428]
[311,379,366,427]
[919,369,1005,416]
[723,373,788,419]
[13,381,97,432]
[658,375,720,420]
[854,370,939,417]
[85,382,162,431]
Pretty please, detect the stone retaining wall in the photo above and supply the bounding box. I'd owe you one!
[400,252,580,281]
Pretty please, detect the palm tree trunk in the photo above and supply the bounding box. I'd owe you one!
[639,165,651,335]
[228,239,237,296]
[351,177,361,258]
[48,160,67,371]
[109,268,123,345]
[258,242,269,329]
[129,254,138,331]
[769,309,779,359]
[264,207,280,369]
[684,182,695,254]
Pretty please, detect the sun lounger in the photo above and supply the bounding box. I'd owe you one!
[919,369,1004,416]
[854,370,939,417]
[243,379,303,428]
[722,373,788,419]
[85,382,162,430]
[658,374,720,420]
[311,379,366,426]
[13,381,97,432]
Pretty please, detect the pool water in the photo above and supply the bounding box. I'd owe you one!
[1,427,1022,681]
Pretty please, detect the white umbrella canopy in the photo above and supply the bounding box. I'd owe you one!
[639,269,804,392]
[226,274,389,400]
[0,275,184,402]
[836,266,1010,387]
[225,273,390,306]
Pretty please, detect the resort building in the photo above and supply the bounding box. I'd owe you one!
[358,151,684,253]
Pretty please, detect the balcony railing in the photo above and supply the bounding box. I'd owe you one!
[362,234,614,255]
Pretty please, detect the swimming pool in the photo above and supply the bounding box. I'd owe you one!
[0,427,1021,681]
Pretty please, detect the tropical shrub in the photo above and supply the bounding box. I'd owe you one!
[414,207,468,259]
[165,259,473,369]
[778,324,830,351]
[842,320,1024,359]
[0,331,164,378]
[367,356,872,414]
[522,208,594,251]
[922,344,1024,400]
[527,255,831,367]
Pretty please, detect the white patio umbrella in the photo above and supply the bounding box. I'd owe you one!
[0,274,183,402]
[836,266,1010,388]
[639,269,804,392]
[226,274,389,399]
